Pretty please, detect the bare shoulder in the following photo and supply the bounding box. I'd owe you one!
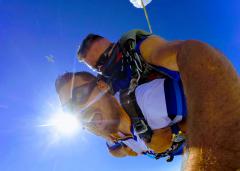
[139,35,184,71]
[139,35,167,60]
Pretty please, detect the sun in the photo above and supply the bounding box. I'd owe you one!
[41,110,81,137]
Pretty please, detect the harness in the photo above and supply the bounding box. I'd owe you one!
[97,29,186,162]
[120,87,186,162]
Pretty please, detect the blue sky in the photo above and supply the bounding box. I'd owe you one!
[0,0,239,171]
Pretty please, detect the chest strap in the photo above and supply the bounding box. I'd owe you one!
[119,89,153,143]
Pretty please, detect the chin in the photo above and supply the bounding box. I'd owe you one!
[95,128,117,138]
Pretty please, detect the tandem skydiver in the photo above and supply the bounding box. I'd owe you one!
[76,30,188,160]
[73,29,240,170]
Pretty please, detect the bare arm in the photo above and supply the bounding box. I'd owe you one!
[108,144,138,157]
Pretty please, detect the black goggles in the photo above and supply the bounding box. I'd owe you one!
[95,43,114,71]
[62,80,97,113]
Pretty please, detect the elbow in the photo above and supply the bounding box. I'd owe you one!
[108,146,138,157]
[109,149,127,158]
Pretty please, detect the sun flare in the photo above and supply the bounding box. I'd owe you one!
[41,111,81,137]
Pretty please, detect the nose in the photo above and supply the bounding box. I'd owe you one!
[78,109,99,124]
[91,113,102,127]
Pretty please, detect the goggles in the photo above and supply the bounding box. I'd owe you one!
[95,43,114,71]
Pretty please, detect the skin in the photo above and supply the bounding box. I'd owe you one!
[80,35,240,170]
[84,39,112,69]
[176,40,240,171]
[58,76,121,138]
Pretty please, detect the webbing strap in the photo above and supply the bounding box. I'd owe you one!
[106,141,123,151]
[173,80,183,116]
[119,89,153,143]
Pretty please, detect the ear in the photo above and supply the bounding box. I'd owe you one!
[97,80,109,91]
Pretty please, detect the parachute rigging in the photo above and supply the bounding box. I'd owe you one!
[129,0,153,33]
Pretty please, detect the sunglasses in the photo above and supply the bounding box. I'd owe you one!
[62,80,110,126]
[95,43,114,71]
[62,80,97,113]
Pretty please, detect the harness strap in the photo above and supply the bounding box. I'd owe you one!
[119,89,153,143]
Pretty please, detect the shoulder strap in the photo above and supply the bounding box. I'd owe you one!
[119,89,153,143]
[119,29,152,49]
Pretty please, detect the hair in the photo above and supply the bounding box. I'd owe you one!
[55,71,96,93]
[77,34,104,61]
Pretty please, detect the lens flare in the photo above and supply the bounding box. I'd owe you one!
[51,113,80,135]
[40,111,81,137]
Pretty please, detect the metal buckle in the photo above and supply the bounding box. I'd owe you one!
[134,120,148,134]
[172,131,185,143]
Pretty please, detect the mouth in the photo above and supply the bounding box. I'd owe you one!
[83,110,104,128]
[81,109,118,134]
[91,112,103,126]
